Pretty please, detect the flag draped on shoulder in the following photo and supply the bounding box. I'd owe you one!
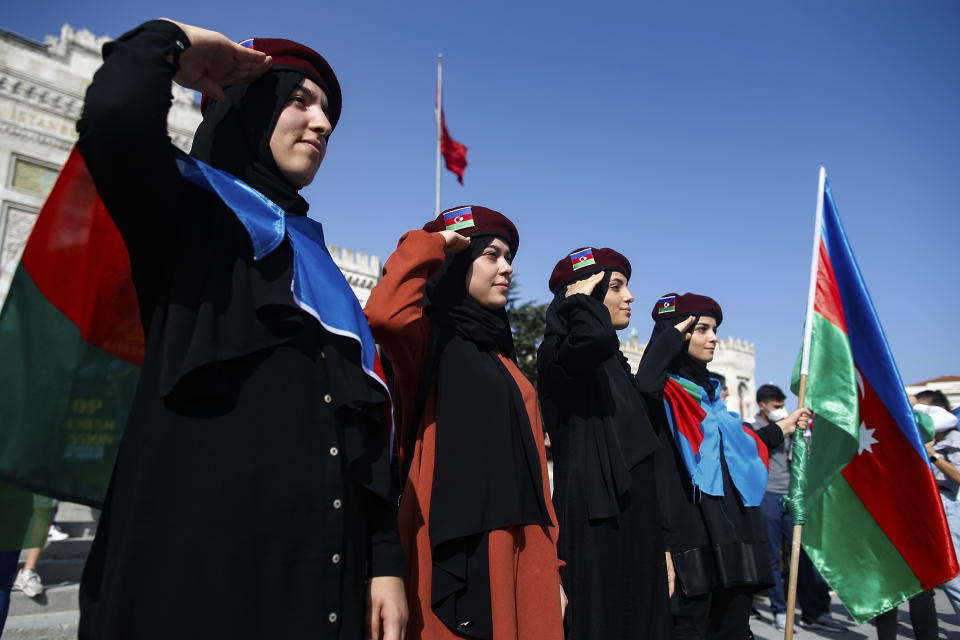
[789,168,957,623]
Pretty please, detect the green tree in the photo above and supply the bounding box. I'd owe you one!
[508,299,549,387]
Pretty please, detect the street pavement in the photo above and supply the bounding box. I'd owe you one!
[749,589,960,640]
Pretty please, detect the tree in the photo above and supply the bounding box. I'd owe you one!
[508,299,549,387]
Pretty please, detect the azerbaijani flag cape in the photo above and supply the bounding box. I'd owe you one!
[788,168,957,623]
[662,375,769,507]
[0,146,392,507]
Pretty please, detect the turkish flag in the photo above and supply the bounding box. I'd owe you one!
[440,109,467,184]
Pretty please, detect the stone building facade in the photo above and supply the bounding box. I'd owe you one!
[0,23,380,307]
[620,331,758,419]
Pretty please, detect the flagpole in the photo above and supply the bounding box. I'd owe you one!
[435,54,443,219]
[785,166,827,640]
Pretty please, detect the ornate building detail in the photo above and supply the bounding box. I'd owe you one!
[0,23,381,305]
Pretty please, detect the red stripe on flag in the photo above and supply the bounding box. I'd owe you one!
[663,378,706,455]
[19,147,145,365]
[742,424,770,470]
[814,239,848,334]
[841,370,959,589]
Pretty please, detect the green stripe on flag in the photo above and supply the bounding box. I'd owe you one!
[791,311,859,507]
[0,266,140,506]
[803,474,922,623]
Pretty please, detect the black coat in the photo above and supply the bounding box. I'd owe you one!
[636,332,783,598]
[75,21,403,639]
[538,295,670,639]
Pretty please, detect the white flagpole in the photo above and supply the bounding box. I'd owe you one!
[800,166,827,377]
[435,54,443,219]
[785,165,827,640]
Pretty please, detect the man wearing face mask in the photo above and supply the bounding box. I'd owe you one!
[751,384,847,633]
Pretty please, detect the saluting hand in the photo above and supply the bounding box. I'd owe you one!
[159,19,272,102]
[565,271,604,298]
[438,230,471,254]
[674,315,696,341]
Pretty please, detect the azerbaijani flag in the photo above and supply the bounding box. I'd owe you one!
[569,248,596,270]
[657,295,677,314]
[0,147,142,507]
[788,168,957,623]
[443,206,475,232]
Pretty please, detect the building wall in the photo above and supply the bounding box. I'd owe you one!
[620,333,758,419]
[0,23,380,307]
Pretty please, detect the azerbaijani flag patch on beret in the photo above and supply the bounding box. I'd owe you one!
[569,248,596,271]
[443,207,475,232]
[657,295,676,314]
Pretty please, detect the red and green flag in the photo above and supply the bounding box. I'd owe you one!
[788,168,957,623]
[0,146,143,507]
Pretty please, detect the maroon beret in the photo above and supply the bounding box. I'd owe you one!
[548,247,632,293]
[201,38,342,131]
[651,292,723,327]
[423,206,519,255]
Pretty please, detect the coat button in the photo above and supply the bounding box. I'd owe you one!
[328,612,338,623]
[329,446,339,456]
[333,499,342,509]
[320,350,326,359]
[323,393,333,404]
[332,553,341,564]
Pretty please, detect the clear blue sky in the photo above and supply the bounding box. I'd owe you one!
[5,0,959,397]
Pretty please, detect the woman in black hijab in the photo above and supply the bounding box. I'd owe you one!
[640,293,808,639]
[366,207,564,640]
[537,247,691,639]
[75,19,406,639]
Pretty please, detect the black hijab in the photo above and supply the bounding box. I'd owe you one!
[649,315,717,394]
[542,271,659,520]
[191,71,309,215]
[425,235,553,639]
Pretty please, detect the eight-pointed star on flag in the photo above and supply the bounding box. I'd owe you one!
[858,422,879,455]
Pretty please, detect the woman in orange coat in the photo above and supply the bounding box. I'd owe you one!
[366,206,565,640]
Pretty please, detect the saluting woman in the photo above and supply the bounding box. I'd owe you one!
[76,19,405,639]
[365,207,565,640]
[640,293,808,640]
[537,247,682,639]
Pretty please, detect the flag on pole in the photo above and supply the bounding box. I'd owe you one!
[436,66,467,184]
[789,168,958,623]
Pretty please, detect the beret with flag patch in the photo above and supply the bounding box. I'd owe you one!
[201,38,342,131]
[651,292,723,326]
[548,247,632,293]
[423,205,519,255]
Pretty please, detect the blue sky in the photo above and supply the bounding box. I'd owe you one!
[5,0,959,396]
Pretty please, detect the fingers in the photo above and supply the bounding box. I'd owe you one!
[365,587,379,640]
[674,315,696,340]
[438,230,470,253]
[564,271,604,298]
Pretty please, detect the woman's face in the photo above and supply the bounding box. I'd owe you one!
[466,238,513,310]
[269,77,332,188]
[602,271,633,330]
[687,315,718,363]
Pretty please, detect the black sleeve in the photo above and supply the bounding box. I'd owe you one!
[633,328,684,397]
[76,20,190,264]
[755,423,785,451]
[540,295,620,386]
[365,491,407,578]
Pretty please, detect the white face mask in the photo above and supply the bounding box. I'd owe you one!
[765,408,789,422]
